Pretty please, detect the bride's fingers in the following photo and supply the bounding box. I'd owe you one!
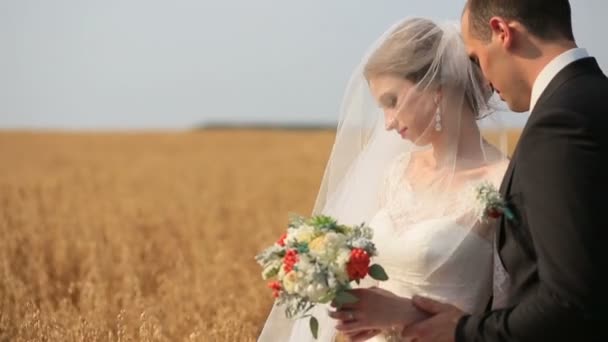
[330,299,359,310]
[329,304,358,313]
[327,309,357,322]
[331,289,366,309]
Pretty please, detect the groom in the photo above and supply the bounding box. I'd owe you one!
[401,0,608,341]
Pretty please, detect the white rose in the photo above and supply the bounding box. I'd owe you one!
[295,224,316,243]
[285,227,299,245]
[282,271,298,294]
[312,233,348,266]
[329,248,351,283]
[305,282,329,302]
[324,232,347,249]
[296,254,313,273]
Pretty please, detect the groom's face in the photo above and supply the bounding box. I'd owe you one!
[461,9,529,112]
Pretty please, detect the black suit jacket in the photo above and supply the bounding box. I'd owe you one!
[456,57,608,341]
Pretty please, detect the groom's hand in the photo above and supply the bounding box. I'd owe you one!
[401,295,465,342]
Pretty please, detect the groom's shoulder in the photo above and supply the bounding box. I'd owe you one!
[533,61,608,128]
[553,58,608,107]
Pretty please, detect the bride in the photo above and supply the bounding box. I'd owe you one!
[258,17,509,341]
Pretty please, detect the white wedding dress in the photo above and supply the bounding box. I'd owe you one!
[371,152,497,313]
[263,152,506,342]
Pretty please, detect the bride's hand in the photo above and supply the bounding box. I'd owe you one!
[328,287,429,334]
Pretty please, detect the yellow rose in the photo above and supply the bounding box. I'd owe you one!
[309,236,326,253]
[282,271,298,294]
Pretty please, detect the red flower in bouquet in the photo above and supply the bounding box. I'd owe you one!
[277,233,287,247]
[283,249,298,273]
[268,281,282,298]
[347,248,370,281]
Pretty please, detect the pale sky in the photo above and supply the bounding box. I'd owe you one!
[1,0,606,129]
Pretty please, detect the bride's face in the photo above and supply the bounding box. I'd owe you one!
[369,74,437,145]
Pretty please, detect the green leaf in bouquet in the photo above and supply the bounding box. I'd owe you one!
[310,215,338,230]
[333,290,359,307]
[255,245,285,265]
[285,297,312,319]
[309,316,319,339]
[334,224,350,234]
[317,292,334,304]
[261,265,279,280]
[368,264,389,281]
[295,242,309,254]
[288,212,306,228]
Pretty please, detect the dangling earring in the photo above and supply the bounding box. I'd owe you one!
[434,98,442,132]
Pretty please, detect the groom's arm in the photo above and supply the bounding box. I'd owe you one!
[456,109,607,341]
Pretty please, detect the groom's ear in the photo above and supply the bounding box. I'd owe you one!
[488,17,514,49]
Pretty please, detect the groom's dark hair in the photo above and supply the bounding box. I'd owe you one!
[466,0,574,42]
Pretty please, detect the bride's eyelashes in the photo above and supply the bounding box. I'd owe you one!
[379,94,398,109]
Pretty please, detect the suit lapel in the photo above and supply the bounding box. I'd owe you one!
[499,158,515,196]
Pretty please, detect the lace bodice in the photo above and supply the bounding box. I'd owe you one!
[380,152,488,229]
[366,152,502,341]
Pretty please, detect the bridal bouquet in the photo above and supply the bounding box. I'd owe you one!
[255,214,388,338]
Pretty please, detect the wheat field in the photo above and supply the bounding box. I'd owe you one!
[0,129,519,341]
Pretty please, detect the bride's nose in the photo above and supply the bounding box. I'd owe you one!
[384,113,398,131]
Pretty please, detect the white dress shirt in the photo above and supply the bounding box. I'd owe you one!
[529,48,590,112]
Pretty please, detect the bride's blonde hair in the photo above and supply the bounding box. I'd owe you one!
[363,18,492,118]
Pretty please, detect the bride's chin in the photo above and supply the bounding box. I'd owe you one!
[409,131,436,146]
[409,137,428,146]
[399,132,416,143]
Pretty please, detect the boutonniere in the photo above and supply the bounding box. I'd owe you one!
[474,181,516,223]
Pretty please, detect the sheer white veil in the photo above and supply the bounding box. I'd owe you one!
[258,17,510,342]
[313,18,508,225]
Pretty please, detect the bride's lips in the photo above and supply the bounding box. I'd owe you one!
[398,127,408,138]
